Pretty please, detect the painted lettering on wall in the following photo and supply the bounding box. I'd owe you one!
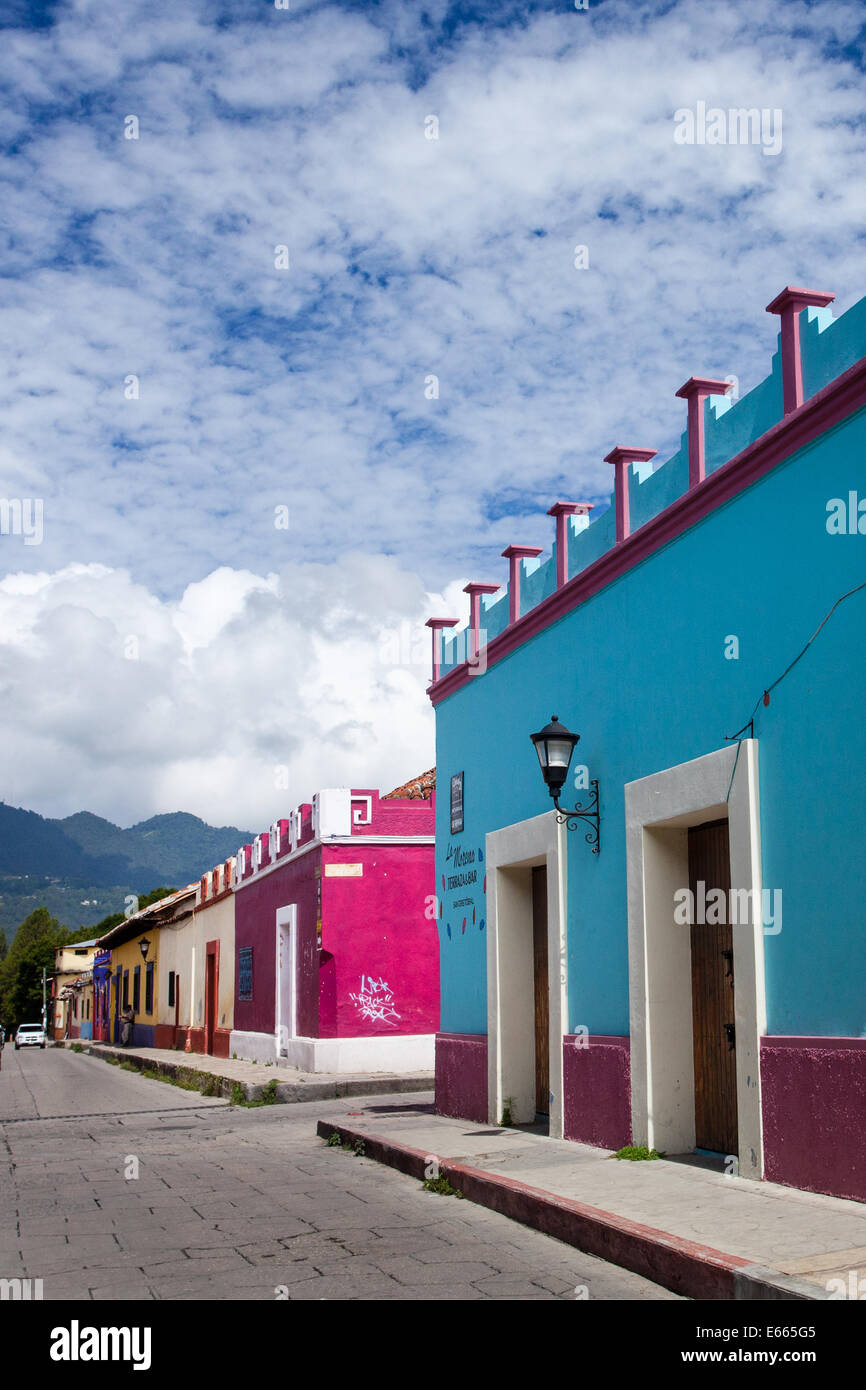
[350,975,401,1025]
[442,840,486,940]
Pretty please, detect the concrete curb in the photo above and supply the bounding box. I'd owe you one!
[316,1119,831,1302]
[70,1042,433,1106]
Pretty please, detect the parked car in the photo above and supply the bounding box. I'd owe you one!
[15,1024,46,1050]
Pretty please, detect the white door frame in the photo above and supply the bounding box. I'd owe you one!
[625,740,765,1179]
[487,810,569,1137]
[275,904,298,1058]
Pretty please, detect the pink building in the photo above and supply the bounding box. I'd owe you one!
[230,776,439,1072]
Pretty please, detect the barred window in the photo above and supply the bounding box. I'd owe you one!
[238,947,253,1002]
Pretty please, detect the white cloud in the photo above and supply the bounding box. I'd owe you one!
[0,555,446,828]
[0,0,864,823]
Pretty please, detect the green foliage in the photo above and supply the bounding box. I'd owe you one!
[0,906,64,1031]
[0,800,253,939]
[611,1145,664,1161]
[499,1098,514,1127]
[423,1174,463,1197]
[230,1081,246,1105]
[70,1042,84,1053]
[326,1130,342,1147]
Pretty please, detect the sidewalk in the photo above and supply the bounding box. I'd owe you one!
[64,1040,434,1105]
[316,1108,866,1301]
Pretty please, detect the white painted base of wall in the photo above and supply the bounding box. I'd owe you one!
[228,1029,435,1073]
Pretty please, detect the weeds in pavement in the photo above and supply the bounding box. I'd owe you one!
[230,1077,278,1107]
[423,1174,463,1198]
[611,1145,665,1161]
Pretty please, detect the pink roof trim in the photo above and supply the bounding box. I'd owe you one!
[430,350,866,704]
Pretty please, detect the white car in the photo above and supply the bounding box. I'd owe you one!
[15,1024,46,1049]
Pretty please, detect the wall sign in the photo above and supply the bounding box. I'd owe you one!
[324,863,364,877]
[450,771,464,835]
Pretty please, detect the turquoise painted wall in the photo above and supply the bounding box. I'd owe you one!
[435,393,866,1042]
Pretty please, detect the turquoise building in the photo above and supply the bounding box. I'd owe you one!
[427,284,866,1203]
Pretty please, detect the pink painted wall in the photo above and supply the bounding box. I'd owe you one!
[435,1032,488,1122]
[233,848,320,1038]
[562,1035,631,1150]
[348,789,436,838]
[761,1036,866,1202]
[320,842,439,1038]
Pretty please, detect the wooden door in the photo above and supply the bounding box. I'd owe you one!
[531,866,550,1117]
[688,820,738,1153]
[205,953,216,1054]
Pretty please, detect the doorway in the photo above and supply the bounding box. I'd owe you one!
[486,811,567,1138]
[688,819,738,1154]
[275,905,297,1056]
[625,740,765,1180]
[204,947,217,1055]
[532,865,550,1119]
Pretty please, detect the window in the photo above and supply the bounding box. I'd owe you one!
[133,966,141,1014]
[86,998,90,1019]
[145,962,154,1015]
[168,971,175,1008]
[238,947,253,1002]
[123,971,129,1008]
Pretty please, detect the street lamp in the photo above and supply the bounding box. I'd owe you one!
[138,937,151,961]
[530,714,601,854]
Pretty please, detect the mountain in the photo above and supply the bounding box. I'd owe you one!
[0,801,254,941]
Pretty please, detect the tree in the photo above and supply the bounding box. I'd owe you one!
[0,907,65,1032]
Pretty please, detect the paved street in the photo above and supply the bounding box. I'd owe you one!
[0,1046,681,1300]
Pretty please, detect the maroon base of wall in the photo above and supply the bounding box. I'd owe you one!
[435,1032,488,1122]
[761,1036,866,1202]
[562,1035,632,1150]
[156,1025,232,1059]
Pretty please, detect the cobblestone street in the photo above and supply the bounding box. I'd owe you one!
[0,1046,681,1300]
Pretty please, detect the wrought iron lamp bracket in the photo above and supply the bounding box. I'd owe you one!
[552,779,600,854]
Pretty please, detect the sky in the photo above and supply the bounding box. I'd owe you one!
[0,0,864,830]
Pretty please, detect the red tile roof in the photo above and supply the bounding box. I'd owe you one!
[382,768,436,800]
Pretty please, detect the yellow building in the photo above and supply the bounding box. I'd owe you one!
[97,888,196,1046]
[52,940,98,1040]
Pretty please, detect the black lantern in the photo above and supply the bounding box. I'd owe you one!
[530,714,600,853]
[138,937,151,960]
[530,715,581,796]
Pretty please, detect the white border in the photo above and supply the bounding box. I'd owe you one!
[227,1029,434,1073]
[275,904,297,1056]
[486,810,568,1137]
[625,740,765,1178]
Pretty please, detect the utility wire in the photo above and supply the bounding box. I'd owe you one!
[725,577,866,802]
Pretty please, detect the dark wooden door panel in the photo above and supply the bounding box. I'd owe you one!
[532,865,550,1116]
[688,820,738,1154]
